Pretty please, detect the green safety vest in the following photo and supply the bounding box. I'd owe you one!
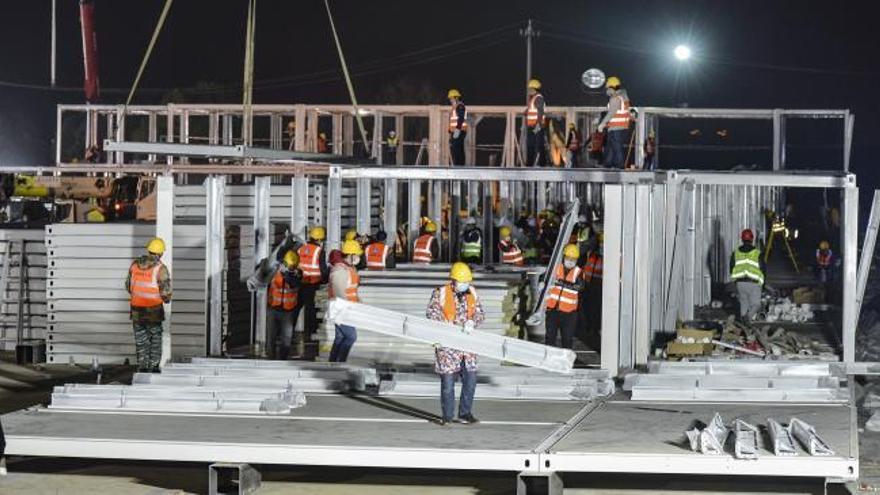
[731,247,764,285]
[461,240,482,257]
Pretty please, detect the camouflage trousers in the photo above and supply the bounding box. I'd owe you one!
[133,322,163,371]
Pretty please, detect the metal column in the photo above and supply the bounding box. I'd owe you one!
[205,176,226,357]
[856,191,880,323]
[842,180,858,363]
[408,180,422,256]
[326,167,343,252]
[383,179,398,243]
[356,178,371,235]
[156,176,174,365]
[634,184,652,365]
[252,177,270,357]
[772,109,785,171]
[601,184,623,375]
[618,185,637,369]
[291,176,309,239]
[430,180,443,258]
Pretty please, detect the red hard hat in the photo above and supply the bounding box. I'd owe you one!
[741,229,754,242]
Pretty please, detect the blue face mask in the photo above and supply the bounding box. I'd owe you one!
[455,282,470,293]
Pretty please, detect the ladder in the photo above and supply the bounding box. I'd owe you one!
[0,240,32,349]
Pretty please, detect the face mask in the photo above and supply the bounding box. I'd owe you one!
[563,259,576,269]
[349,255,360,266]
[455,282,470,293]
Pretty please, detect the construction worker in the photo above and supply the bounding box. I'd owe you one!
[581,234,604,351]
[525,78,547,167]
[297,226,329,355]
[365,230,395,270]
[426,262,485,425]
[596,76,633,169]
[329,240,362,362]
[125,237,172,372]
[816,240,834,284]
[544,244,584,349]
[565,122,582,168]
[286,120,297,151]
[317,132,329,153]
[385,130,399,164]
[447,89,468,166]
[538,217,560,264]
[730,229,765,322]
[460,217,482,263]
[266,250,302,360]
[412,220,439,263]
[498,226,524,266]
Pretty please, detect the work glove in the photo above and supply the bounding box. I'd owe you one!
[452,129,461,139]
[462,320,475,334]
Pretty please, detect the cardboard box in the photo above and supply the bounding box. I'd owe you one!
[666,341,713,356]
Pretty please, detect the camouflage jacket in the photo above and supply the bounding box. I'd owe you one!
[125,255,172,324]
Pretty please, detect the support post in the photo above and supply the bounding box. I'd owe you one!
[373,112,383,162]
[252,177,270,357]
[394,115,404,165]
[842,180,858,363]
[517,471,563,495]
[634,184,652,365]
[635,108,647,169]
[856,191,880,322]
[332,114,343,155]
[156,176,174,365]
[356,178,371,235]
[618,185,637,369]
[664,180,695,331]
[326,167,343,252]
[205,176,226,357]
[428,105,442,166]
[601,185,623,375]
[55,106,62,164]
[772,109,785,171]
[844,113,855,172]
[294,104,307,152]
[408,180,421,256]
[431,180,443,257]
[291,176,309,239]
[383,179,398,244]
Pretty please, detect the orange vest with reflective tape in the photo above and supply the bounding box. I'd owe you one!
[365,242,390,270]
[268,271,298,311]
[525,93,543,128]
[449,102,468,132]
[129,262,164,308]
[328,266,360,302]
[816,249,833,268]
[608,94,632,129]
[412,234,435,263]
[298,243,323,284]
[546,264,581,313]
[583,253,603,283]
[499,239,524,266]
[439,283,476,323]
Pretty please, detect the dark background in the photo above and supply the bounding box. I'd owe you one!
[1,0,877,180]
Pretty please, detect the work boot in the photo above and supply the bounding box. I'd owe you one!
[457,414,480,425]
[437,418,453,426]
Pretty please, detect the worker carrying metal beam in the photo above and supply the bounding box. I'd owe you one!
[328,240,363,362]
[544,244,584,349]
[459,216,482,263]
[447,89,468,166]
[412,219,439,263]
[364,230,395,270]
[426,262,485,426]
[596,76,633,169]
[266,250,303,360]
[525,78,547,167]
[297,226,330,353]
[125,237,172,372]
[730,229,766,322]
[497,226,524,266]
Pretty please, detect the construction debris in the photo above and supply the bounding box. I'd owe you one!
[789,417,835,456]
[767,418,798,456]
[733,419,760,459]
[762,297,815,323]
[686,413,729,455]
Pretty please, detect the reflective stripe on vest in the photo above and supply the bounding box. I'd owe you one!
[268,271,298,311]
[328,266,360,302]
[298,243,323,284]
[525,93,543,127]
[546,264,581,313]
[461,239,481,257]
[731,247,765,284]
[583,254,603,282]
[816,249,833,267]
[412,235,435,263]
[608,95,631,129]
[449,103,468,132]
[130,263,163,308]
[499,240,524,266]
[365,242,390,269]
[439,283,476,323]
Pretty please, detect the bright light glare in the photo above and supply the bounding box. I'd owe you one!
[674,45,692,61]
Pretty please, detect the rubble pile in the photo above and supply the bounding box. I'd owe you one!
[762,297,815,323]
[714,316,835,359]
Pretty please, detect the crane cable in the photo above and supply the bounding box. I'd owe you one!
[124,0,174,108]
[241,0,257,146]
[323,0,371,156]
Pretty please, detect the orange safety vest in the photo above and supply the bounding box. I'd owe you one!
[816,249,833,268]
[546,264,581,313]
[607,94,632,130]
[365,242,390,270]
[298,243,323,284]
[328,266,360,302]
[129,262,164,308]
[525,93,544,128]
[567,129,580,151]
[499,239,524,266]
[412,234,435,263]
[439,283,476,322]
[449,102,468,132]
[268,271,298,311]
[583,253,603,283]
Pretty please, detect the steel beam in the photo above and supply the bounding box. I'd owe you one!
[601,185,623,374]
[407,180,421,256]
[205,176,225,357]
[618,185,637,369]
[842,183,858,363]
[156,176,174,365]
[291,176,309,238]
[253,177,271,356]
[634,184,652,365]
[356,178,371,235]
[382,179,398,242]
[326,167,343,252]
[856,191,880,325]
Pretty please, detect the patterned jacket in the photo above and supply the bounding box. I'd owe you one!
[426,284,485,374]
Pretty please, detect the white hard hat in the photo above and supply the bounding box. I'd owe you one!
[465,217,477,226]
[578,214,587,223]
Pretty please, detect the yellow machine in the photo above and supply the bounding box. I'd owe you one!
[9,175,156,223]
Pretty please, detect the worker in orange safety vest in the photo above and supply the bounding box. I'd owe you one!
[544,244,584,349]
[125,237,172,372]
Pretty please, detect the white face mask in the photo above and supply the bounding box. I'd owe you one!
[348,255,360,266]
[455,282,470,293]
[563,259,576,269]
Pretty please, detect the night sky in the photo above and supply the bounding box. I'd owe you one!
[1,0,878,183]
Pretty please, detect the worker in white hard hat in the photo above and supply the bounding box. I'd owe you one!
[525,78,547,167]
[427,262,485,426]
[459,216,482,263]
[328,240,363,362]
[596,76,633,169]
[125,237,172,372]
[447,89,468,166]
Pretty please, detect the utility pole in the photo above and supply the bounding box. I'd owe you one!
[50,0,56,86]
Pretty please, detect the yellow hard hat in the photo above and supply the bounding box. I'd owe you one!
[563,244,580,259]
[342,239,364,256]
[527,78,542,90]
[146,237,166,255]
[309,226,326,241]
[450,261,473,282]
[499,226,512,237]
[598,232,605,244]
[423,221,437,233]
[819,240,830,250]
[606,76,621,88]
[447,88,461,99]
[344,229,358,241]
[283,249,299,267]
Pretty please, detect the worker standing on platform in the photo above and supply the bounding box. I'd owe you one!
[365,230,395,270]
[385,130,399,164]
[125,237,172,372]
[460,217,482,263]
[565,123,582,168]
[328,240,363,362]
[266,250,302,360]
[581,234,604,351]
[297,226,329,355]
[815,240,834,284]
[498,226,524,266]
[317,132,329,153]
[448,89,468,166]
[596,76,632,169]
[427,262,485,425]
[525,79,547,167]
[544,244,583,349]
[730,229,765,322]
[412,220,439,264]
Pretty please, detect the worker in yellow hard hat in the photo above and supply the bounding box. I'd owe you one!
[296,226,329,355]
[125,237,172,372]
[596,75,633,170]
[328,239,363,362]
[266,249,303,360]
[525,78,547,167]
[364,229,395,270]
[544,244,584,349]
[815,240,834,285]
[412,219,439,263]
[447,89,468,166]
[344,229,358,242]
[498,225,524,266]
[385,129,400,164]
[581,232,605,351]
[426,261,485,425]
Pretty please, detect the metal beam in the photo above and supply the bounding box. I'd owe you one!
[205,176,225,357]
[842,184,858,363]
[356,178,371,235]
[155,176,174,365]
[253,177,271,357]
[856,191,880,324]
[291,176,309,238]
[103,140,367,165]
[326,167,343,252]
[601,186,623,374]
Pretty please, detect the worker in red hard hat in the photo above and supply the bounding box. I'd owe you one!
[729,229,765,322]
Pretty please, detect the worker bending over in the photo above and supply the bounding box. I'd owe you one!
[596,76,632,169]
[365,230,395,270]
[498,226,524,266]
[297,226,329,356]
[328,240,363,362]
[460,217,482,263]
[730,229,765,322]
[266,250,303,360]
[447,89,468,166]
[125,237,172,372]
[525,78,547,167]
[427,262,485,425]
[412,220,439,263]
[544,244,583,349]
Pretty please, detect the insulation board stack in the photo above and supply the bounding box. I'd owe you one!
[0,229,48,350]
